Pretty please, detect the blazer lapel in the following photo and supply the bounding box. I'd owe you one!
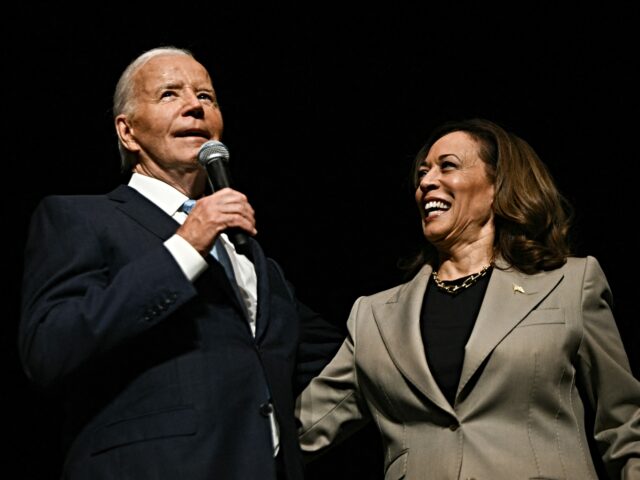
[457,263,564,398]
[251,241,271,343]
[108,185,179,241]
[108,185,249,316]
[372,264,454,414]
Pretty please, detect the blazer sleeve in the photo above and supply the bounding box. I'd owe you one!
[294,299,345,396]
[576,256,640,479]
[19,197,198,390]
[296,296,371,457]
[265,258,345,395]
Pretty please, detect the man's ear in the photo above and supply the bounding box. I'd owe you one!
[115,114,140,154]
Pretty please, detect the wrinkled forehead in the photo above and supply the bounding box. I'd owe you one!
[133,54,213,90]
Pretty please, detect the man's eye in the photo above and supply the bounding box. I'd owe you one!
[198,94,218,107]
[160,91,175,98]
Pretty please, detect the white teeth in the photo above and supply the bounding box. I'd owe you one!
[424,200,450,211]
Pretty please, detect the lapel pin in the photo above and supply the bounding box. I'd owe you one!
[513,284,525,294]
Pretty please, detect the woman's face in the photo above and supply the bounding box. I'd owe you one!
[415,131,495,252]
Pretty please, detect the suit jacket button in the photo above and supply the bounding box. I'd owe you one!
[448,423,459,431]
[259,402,273,417]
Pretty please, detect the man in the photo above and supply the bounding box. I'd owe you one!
[19,46,342,480]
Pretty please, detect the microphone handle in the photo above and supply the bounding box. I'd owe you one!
[204,159,250,254]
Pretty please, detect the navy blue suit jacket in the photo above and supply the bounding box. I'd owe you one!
[20,185,341,479]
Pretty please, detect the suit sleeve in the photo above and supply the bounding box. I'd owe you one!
[576,256,640,479]
[19,197,198,390]
[294,299,345,396]
[265,257,345,395]
[296,296,371,458]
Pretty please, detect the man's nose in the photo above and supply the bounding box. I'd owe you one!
[183,91,204,118]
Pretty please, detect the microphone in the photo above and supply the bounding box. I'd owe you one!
[197,140,250,254]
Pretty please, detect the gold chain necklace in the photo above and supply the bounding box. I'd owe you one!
[431,265,491,294]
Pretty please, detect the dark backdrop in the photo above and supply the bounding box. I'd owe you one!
[7,4,638,479]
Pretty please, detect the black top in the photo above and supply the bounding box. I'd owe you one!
[420,268,493,405]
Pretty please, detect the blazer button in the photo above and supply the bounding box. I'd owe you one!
[448,423,459,431]
[259,402,273,417]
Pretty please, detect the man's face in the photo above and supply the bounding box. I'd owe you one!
[118,54,224,173]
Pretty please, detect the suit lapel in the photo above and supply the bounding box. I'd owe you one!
[251,241,271,343]
[372,264,454,414]
[457,263,564,398]
[108,185,179,241]
[108,185,249,316]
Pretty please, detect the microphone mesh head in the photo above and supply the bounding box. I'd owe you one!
[198,140,230,165]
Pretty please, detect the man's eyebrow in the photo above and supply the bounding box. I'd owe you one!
[157,81,184,90]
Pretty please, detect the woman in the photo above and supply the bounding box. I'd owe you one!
[296,119,640,479]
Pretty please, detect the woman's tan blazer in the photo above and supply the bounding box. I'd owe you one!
[297,256,640,479]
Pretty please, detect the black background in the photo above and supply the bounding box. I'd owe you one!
[7,3,639,478]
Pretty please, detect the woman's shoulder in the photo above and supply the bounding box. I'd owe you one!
[536,256,610,290]
[505,256,603,277]
[562,255,604,275]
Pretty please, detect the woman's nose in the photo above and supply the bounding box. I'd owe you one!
[419,169,439,191]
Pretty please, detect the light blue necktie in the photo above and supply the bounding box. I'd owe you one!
[180,198,197,215]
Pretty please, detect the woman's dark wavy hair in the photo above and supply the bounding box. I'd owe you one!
[404,118,573,275]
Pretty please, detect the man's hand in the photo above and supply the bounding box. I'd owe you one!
[176,188,257,256]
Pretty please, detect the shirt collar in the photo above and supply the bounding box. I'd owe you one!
[128,172,190,216]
